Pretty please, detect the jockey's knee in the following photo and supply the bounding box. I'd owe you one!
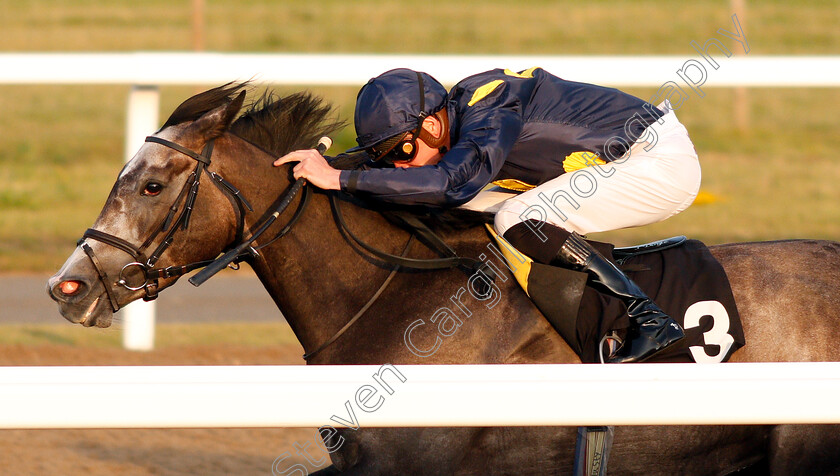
[494,199,545,237]
[677,158,702,212]
[494,202,574,264]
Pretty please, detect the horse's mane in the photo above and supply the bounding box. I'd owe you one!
[160,82,345,157]
[160,83,492,230]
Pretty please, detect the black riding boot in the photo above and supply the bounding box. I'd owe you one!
[554,232,685,363]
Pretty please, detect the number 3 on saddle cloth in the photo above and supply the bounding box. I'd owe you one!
[486,226,745,363]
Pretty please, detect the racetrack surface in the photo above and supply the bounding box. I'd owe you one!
[0,342,320,476]
[1,271,321,475]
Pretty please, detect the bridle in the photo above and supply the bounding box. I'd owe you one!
[77,135,260,312]
[76,132,493,360]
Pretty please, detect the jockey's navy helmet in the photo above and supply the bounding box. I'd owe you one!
[348,68,447,158]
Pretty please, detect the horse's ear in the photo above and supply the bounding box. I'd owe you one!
[191,90,247,139]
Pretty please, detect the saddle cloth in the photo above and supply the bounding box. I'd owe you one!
[580,238,744,363]
[488,228,745,364]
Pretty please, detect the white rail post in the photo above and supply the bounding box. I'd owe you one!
[122,85,160,351]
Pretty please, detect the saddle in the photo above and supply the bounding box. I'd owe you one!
[487,227,745,364]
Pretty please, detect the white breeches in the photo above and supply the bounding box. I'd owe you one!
[494,103,701,237]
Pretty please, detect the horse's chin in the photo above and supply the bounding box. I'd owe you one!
[59,293,114,328]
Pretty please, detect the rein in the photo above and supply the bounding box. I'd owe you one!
[330,194,493,276]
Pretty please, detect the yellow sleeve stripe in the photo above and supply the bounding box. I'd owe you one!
[504,67,540,79]
[468,79,505,106]
[563,151,606,173]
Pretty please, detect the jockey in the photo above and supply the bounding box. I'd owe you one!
[274,67,701,363]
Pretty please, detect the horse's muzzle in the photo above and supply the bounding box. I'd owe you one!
[47,273,113,327]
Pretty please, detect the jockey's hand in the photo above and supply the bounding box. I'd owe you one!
[273,149,341,190]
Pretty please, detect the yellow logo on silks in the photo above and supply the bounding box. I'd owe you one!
[563,151,606,173]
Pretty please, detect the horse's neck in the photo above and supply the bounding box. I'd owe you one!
[212,136,405,354]
[219,137,575,365]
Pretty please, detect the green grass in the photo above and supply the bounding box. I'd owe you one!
[0,322,299,349]
[593,86,840,246]
[1,1,839,270]
[3,1,838,54]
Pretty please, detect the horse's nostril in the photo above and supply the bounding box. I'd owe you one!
[59,280,82,296]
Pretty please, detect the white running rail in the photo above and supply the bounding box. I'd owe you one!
[1,363,838,429]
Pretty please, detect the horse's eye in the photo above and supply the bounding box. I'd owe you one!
[143,182,163,196]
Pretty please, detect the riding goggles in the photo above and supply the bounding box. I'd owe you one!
[367,130,421,164]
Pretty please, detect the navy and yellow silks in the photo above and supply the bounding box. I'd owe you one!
[486,225,588,354]
[341,66,665,207]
